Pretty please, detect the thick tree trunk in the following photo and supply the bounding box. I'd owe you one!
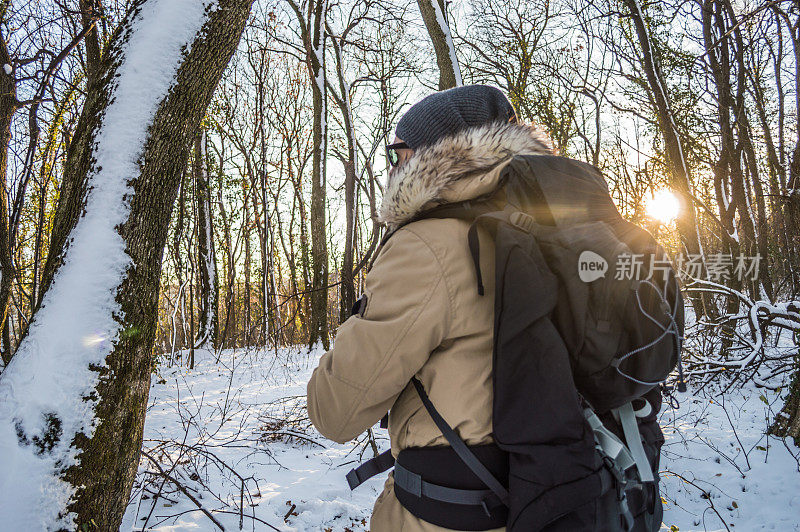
[65,1,250,524]
[309,4,330,350]
[417,0,462,90]
[0,0,252,528]
[194,129,218,349]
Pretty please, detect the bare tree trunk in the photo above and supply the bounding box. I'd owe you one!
[194,128,218,349]
[748,43,795,294]
[774,6,800,295]
[702,0,752,307]
[244,183,252,345]
[417,0,462,90]
[265,202,282,345]
[173,172,187,350]
[0,1,252,528]
[769,10,800,442]
[327,25,358,324]
[0,26,18,366]
[724,0,773,299]
[623,0,709,317]
[217,173,237,349]
[289,0,330,349]
[79,0,102,84]
[770,366,800,446]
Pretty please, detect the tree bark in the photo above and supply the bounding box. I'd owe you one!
[79,0,102,85]
[769,365,800,446]
[10,0,252,527]
[244,182,252,345]
[0,25,18,366]
[194,128,219,349]
[417,0,462,90]
[289,0,330,349]
[327,27,358,324]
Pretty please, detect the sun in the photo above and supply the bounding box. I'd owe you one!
[645,189,680,224]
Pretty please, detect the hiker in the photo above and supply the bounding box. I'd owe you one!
[307,85,544,531]
[307,85,681,531]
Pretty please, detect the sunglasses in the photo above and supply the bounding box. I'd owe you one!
[386,141,411,167]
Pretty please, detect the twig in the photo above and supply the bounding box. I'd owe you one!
[720,394,751,470]
[140,449,226,531]
[663,471,731,532]
[212,509,281,531]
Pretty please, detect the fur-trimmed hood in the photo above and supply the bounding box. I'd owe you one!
[379,121,553,229]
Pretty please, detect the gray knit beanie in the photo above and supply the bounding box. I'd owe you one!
[395,85,517,150]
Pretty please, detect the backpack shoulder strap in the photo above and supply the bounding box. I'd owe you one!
[400,201,506,296]
[375,199,492,259]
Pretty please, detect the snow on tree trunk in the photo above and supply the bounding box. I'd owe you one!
[0,0,252,529]
[417,0,463,90]
[194,128,219,350]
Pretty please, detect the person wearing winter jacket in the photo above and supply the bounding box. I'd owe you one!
[306,85,553,531]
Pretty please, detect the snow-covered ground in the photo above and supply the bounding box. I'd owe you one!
[121,347,386,531]
[660,387,800,531]
[121,347,800,531]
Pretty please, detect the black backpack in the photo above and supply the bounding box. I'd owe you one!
[346,155,684,531]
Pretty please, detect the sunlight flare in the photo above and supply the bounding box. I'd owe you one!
[645,189,680,224]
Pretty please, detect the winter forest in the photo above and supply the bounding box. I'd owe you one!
[0,0,798,530]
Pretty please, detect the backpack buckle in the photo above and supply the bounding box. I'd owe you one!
[607,461,635,531]
[509,211,535,232]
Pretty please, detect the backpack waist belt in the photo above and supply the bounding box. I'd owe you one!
[394,444,509,530]
[346,443,509,530]
[393,461,503,508]
[346,449,394,490]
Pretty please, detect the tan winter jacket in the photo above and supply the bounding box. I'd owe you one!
[307,122,552,532]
